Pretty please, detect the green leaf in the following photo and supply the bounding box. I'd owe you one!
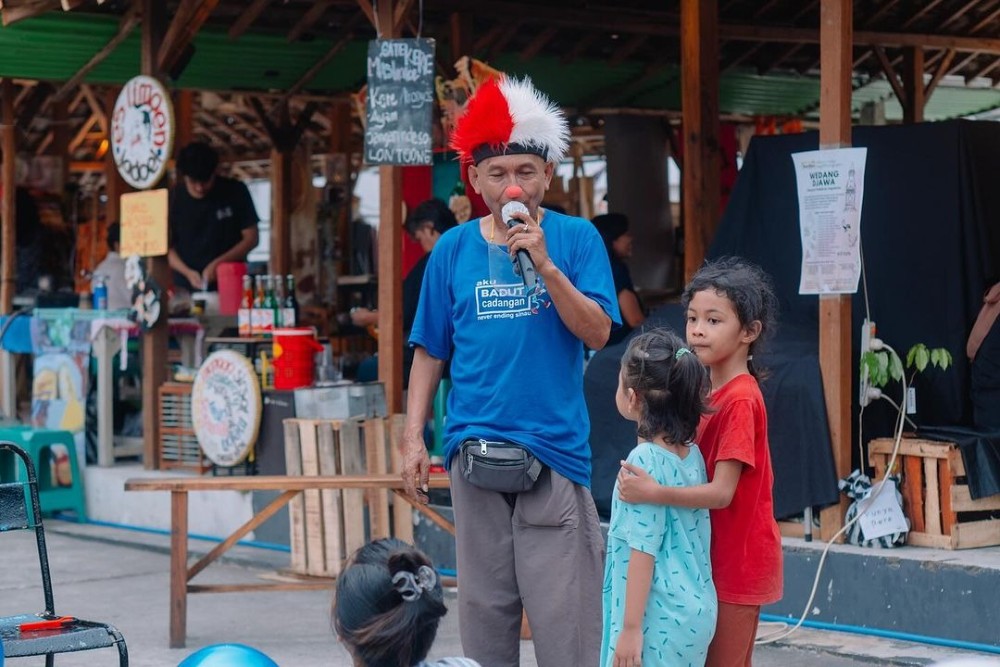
[876,352,890,386]
[906,345,918,368]
[940,349,953,370]
[914,346,930,372]
[861,352,882,387]
[888,353,904,382]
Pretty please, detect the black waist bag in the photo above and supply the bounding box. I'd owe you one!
[459,438,544,493]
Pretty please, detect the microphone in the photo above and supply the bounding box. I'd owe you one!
[501,200,537,290]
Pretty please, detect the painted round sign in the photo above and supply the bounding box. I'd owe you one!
[191,350,261,467]
[110,75,175,189]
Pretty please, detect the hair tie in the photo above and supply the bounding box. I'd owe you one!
[675,347,692,360]
[392,565,437,602]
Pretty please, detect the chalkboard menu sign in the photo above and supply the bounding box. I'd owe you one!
[365,38,435,166]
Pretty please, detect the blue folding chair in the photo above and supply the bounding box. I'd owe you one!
[0,442,128,666]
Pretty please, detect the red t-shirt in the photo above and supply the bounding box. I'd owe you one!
[697,374,783,605]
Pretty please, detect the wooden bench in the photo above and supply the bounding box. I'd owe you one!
[124,473,451,648]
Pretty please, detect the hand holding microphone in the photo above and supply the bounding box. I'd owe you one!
[501,186,538,290]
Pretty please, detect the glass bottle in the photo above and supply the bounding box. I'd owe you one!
[284,274,299,328]
[238,274,253,336]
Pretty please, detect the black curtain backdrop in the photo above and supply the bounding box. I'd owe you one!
[587,120,1000,519]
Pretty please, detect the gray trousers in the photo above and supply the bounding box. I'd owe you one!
[449,460,605,667]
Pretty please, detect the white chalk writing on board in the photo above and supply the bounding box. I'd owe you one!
[365,38,436,166]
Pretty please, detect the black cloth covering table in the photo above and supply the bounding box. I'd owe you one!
[587,120,1000,519]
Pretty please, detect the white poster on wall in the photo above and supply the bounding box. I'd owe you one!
[791,147,867,294]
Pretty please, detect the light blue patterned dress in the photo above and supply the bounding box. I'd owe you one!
[600,442,717,667]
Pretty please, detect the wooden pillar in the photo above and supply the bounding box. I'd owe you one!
[141,0,169,470]
[175,89,194,151]
[449,11,471,63]
[104,87,127,225]
[680,0,720,280]
[1,79,15,315]
[818,0,853,542]
[270,147,292,278]
[903,47,925,125]
[375,0,404,415]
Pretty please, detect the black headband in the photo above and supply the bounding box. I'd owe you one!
[472,142,549,165]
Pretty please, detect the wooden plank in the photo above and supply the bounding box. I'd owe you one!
[923,456,942,535]
[902,47,925,124]
[938,457,956,535]
[389,414,414,543]
[951,486,1000,512]
[364,418,391,539]
[126,472,452,492]
[317,421,344,575]
[952,519,1000,549]
[905,531,954,549]
[228,0,270,39]
[903,455,926,534]
[869,438,955,459]
[298,420,327,576]
[949,448,966,477]
[188,581,333,594]
[283,420,307,573]
[338,420,367,557]
[170,491,189,648]
[188,490,297,580]
[778,520,805,538]
[1,77,15,315]
[680,0,720,280]
[54,4,139,101]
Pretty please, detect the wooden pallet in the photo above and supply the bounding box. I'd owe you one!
[158,382,211,474]
[869,437,1000,549]
[283,416,414,577]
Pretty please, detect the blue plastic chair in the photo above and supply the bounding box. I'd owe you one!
[0,442,127,665]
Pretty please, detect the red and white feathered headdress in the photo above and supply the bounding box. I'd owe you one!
[450,76,569,165]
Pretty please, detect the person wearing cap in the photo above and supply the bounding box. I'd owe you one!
[593,212,646,346]
[401,76,621,667]
[167,141,259,291]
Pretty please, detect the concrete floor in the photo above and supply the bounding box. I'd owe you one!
[0,520,996,667]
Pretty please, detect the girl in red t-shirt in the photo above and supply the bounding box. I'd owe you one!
[618,257,783,667]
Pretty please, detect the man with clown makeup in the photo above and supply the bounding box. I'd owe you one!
[400,75,620,667]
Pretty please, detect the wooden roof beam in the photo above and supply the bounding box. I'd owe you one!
[1,1,58,26]
[939,0,987,32]
[355,0,375,30]
[925,49,956,97]
[946,50,982,77]
[473,23,505,53]
[560,31,599,65]
[861,0,903,28]
[273,12,364,111]
[158,0,221,76]
[15,82,52,133]
[873,46,908,108]
[393,0,416,33]
[758,43,805,75]
[969,3,1000,33]
[488,21,521,61]
[900,0,949,30]
[80,84,106,134]
[229,0,270,40]
[965,54,1000,83]
[287,0,333,42]
[519,26,559,62]
[722,43,763,72]
[68,113,98,153]
[609,34,647,67]
[54,3,139,101]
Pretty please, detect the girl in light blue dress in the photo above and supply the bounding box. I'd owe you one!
[601,329,718,667]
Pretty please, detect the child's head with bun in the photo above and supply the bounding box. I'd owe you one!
[333,539,448,667]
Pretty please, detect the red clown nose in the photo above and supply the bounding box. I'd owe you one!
[504,185,523,199]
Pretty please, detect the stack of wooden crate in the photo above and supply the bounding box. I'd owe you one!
[869,437,1000,549]
[283,415,414,577]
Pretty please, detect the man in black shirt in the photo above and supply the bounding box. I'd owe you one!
[168,142,259,291]
[350,198,457,385]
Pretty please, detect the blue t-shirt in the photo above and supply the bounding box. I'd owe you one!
[409,210,620,486]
